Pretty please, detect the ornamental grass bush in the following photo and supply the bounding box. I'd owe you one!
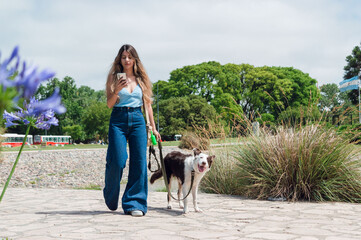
[178,131,210,150]
[235,124,361,202]
[201,145,242,195]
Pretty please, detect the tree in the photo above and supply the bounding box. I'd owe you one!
[153,80,173,100]
[166,61,224,101]
[241,67,295,119]
[319,83,340,111]
[319,83,351,111]
[82,101,112,142]
[63,125,86,143]
[270,67,319,108]
[35,77,108,137]
[211,93,243,125]
[215,63,254,105]
[155,95,217,136]
[343,42,361,105]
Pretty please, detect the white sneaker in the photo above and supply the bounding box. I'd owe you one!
[130,210,143,217]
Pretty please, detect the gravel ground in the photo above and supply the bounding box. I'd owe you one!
[0,146,183,190]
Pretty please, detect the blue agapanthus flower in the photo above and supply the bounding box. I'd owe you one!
[0,46,20,89]
[3,94,65,130]
[15,63,56,99]
[1,46,66,130]
[1,46,57,100]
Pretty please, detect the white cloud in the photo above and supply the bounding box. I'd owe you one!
[1,0,360,90]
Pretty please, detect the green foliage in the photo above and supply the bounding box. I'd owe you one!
[63,125,86,142]
[319,83,344,111]
[35,76,108,139]
[0,85,18,117]
[336,123,361,143]
[155,95,217,136]
[75,184,102,190]
[215,63,254,105]
[245,66,318,119]
[211,93,243,125]
[0,73,19,126]
[241,67,290,118]
[235,125,361,202]
[256,113,275,126]
[82,101,111,142]
[166,61,223,102]
[155,62,319,121]
[278,105,321,126]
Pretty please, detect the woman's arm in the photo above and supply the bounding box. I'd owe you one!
[106,76,128,108]
[145,101,161,141]
[107,92,119,108]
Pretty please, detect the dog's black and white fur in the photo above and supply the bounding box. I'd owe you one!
[150,148,215,213]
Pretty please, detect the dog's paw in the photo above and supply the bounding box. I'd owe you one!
[195,207,203,213]
[183,208,189,214]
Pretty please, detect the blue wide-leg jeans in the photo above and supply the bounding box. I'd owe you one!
[103,106,148,214]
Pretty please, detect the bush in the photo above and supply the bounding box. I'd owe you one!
[201,145,242,195]
[178,131,210,150]
[234,125,361,202]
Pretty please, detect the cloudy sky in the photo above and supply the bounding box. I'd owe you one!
[1,0,360,91]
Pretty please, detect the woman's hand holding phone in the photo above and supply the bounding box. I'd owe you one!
[114,73,128,94]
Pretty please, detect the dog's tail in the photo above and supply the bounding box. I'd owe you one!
[150,170,162,184]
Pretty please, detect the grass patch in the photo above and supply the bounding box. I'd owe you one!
[75,184,102,190]
[155,187,168,192]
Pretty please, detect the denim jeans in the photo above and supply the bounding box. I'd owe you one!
[103,106,148,214]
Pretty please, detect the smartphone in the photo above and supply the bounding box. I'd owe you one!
[116,73,126,81]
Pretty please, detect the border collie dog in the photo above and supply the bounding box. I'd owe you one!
[150,148,215,213]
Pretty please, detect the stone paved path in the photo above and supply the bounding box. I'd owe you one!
[1,188,361,239]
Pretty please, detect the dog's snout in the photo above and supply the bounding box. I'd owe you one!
[201,161,206,166]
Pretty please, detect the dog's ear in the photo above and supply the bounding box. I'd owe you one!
[193,148,201,156]
[207,155,215,168]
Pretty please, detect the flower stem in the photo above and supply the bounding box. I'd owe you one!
[0,124,31,203]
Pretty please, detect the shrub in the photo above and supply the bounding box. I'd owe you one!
[201,145,242,195]
[234,124,361,202]
[178,131,210,150]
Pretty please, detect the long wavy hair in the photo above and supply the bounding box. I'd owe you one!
[106,44,153,104]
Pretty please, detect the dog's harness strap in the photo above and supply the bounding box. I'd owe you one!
[158,141,194,201]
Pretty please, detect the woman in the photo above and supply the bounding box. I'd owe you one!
[103,44,160,217]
